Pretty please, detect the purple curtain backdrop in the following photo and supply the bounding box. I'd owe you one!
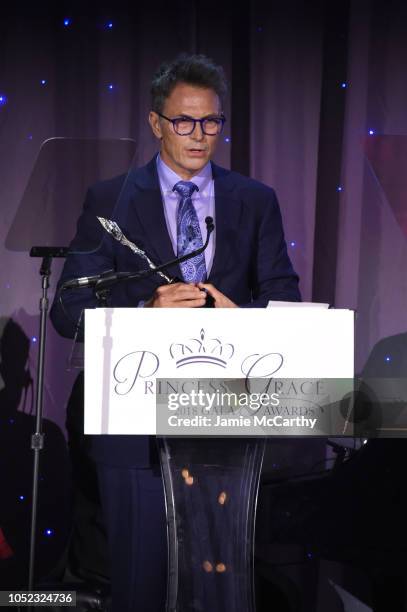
[335,0,407,371]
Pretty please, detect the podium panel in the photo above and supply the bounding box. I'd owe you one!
[84,307,354,435]
[159,438,265,612]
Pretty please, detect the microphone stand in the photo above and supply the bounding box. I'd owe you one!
[27,246,68,604]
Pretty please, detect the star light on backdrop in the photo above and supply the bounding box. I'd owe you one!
[0,94,7,106]
[63,18,71,27]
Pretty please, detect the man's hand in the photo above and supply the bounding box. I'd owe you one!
[144,282,207,308]
[197,283,237,308]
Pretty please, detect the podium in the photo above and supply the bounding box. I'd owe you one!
[84,307,354,611]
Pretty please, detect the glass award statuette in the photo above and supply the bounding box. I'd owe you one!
[97,216,172,283]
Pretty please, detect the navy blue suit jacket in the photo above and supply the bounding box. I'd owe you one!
[51,155,300,466]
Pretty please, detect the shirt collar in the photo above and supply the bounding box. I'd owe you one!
[156,153,212,195]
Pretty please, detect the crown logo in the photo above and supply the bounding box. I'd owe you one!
[169,328,235,369]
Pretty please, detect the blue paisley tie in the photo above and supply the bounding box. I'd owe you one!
[174,180,207,283]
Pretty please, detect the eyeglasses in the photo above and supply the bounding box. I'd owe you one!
[157,112,226,136]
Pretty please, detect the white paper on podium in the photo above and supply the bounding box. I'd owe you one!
[84,308,354,435]
[267,300,330,308]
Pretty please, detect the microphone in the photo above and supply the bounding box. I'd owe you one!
[60,270,115,290]
[205,216,214,232]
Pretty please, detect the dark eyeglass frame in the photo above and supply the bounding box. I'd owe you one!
[157,112,226,136]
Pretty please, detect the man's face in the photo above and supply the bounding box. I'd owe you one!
[149,83,222,179]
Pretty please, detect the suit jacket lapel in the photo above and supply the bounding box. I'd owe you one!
[208,162,242,283]
[128,157,183,280]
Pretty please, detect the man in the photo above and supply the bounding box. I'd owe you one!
[51,54,300,612]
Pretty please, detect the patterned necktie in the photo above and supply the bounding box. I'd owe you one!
[174,180,207,283]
